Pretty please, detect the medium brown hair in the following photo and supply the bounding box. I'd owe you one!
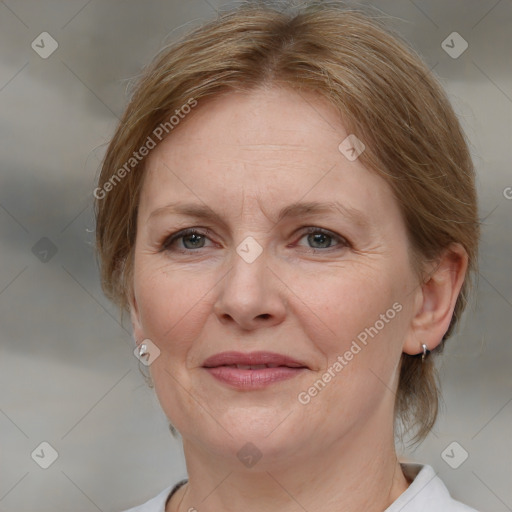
[95,1,480,442]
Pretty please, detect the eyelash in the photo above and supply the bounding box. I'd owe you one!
[160,227,350,254]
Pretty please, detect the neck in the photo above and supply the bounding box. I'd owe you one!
[169,419,409,512]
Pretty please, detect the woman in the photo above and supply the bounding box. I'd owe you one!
[95,2,480,511]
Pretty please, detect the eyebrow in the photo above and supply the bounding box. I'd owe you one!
[148,200,372,231]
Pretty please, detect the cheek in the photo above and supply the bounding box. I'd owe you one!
[293,264,409,408]
[296,274,406,425]
[133,259,214,349]
[296,268,398,345]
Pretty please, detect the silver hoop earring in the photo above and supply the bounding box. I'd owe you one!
[421,343,429,362]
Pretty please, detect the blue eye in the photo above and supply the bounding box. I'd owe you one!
[161,228,213,251]
[296,227,348,251]
[161,226,349,253]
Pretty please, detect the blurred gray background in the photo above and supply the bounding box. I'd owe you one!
[0,1,511,511]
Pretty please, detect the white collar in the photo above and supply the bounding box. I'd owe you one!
[123,463,479,512]
[385,463,478,511]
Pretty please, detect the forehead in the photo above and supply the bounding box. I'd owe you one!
[139,86,400,227]
[148,85,345,156]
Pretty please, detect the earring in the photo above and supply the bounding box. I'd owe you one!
[136,342,154,388]
[421,343,429,362]
[138,342,149,359]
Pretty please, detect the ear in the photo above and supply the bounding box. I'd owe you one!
[403,243,469,355]
[128,288,145,344]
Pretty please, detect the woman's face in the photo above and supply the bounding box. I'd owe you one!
[131,86,423,466]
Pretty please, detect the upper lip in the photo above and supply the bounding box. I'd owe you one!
[202,351,309,369]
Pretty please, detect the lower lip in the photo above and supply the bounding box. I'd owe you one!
[204,366,307,389]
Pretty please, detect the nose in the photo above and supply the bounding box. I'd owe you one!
[213,243,287,331]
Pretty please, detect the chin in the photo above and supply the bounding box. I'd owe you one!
[180,407,311,467]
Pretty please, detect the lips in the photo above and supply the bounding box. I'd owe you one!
[202,351,309,389]
[202,351,309,369]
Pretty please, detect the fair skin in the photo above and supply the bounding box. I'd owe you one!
[129,86,468,512]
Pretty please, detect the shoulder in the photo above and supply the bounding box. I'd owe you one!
[386,463,480,512]
[120,480,186,512]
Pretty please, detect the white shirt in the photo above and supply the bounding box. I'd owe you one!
[121,463,479,512]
